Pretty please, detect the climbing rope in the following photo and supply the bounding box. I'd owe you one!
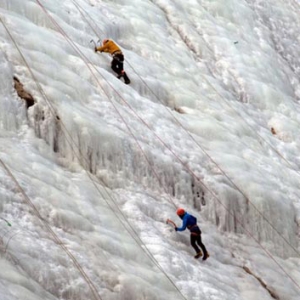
[1,0,300,296]
[72,0,300,259]
[68,0,300,290]
[0,156,103,300]
[43,0,300,291]
[0,10,188,300]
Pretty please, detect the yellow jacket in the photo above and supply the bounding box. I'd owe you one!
[96,40,122,55]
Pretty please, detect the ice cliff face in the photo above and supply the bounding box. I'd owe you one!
[0,0,300,300]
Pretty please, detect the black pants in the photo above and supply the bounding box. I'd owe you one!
[111,53,124,75]
[190,232,208,255]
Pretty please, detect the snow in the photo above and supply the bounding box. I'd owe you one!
[0,0,300,299]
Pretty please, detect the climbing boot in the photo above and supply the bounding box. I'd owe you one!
[194,251,203,259]
[202,252,210,261]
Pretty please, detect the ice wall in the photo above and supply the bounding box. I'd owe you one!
[1,0,300,299]
[1,0,299,257]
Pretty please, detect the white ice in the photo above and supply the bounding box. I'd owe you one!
[0,0,300,299]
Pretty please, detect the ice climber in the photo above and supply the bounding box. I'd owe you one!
[95,39,130,84]
[175,208,209,260]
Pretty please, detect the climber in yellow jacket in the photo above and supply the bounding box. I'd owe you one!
[95,39,130,84]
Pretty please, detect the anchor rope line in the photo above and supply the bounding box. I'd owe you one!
[1,10,188,300]
[44,0,300,291]
[67,0,300,290]
[1,0,298,294]
[71,0,300,259]
[36,0,300,291]
[0,157,103,300]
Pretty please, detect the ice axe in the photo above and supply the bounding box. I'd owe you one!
[166,218,176,229]
[90,39,101,48]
